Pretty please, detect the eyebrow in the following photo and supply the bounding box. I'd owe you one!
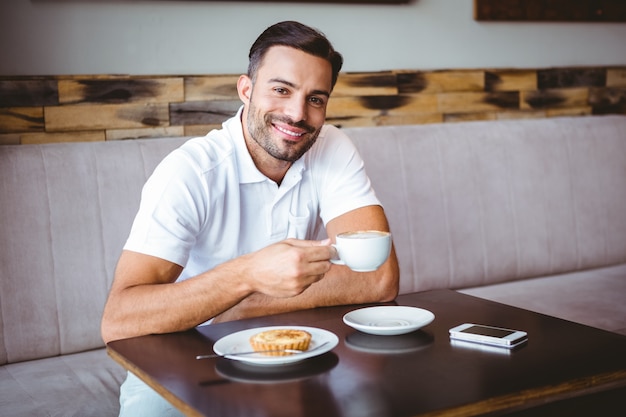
[269,78,330,98]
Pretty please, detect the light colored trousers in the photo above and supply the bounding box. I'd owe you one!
[119,372,185,417]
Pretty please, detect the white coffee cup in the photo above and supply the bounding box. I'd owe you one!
[330,230,392,272]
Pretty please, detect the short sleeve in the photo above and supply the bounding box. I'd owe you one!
[124,147,209,267]
[311,126,381,225]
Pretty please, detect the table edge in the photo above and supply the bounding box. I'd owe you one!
[107,345,203,417]
[417,369,626,417]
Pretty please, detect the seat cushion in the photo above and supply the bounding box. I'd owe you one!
[0,348,125,417]
[458,263,626,335]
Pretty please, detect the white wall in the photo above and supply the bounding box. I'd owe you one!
[1,0,626,76]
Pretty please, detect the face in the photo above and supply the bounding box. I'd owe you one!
[238,46,333,166]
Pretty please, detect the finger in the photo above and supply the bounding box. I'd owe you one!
[279,239,334,262]
[285,238,329,248]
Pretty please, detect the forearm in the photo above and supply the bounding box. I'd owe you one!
[102,241,335,342]
[213,249,399,323]
[102,279,243,342]
[101,253,254,343]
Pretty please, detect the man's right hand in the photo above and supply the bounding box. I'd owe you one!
[239,238,334,298]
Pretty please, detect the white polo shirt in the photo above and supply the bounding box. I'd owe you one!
[124,108,381,281]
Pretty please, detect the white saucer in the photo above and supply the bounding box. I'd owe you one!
[212,326,338,366]
[345,331,434,354]
[343,306,435,336]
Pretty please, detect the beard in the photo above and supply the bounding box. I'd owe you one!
[246,100,322,163]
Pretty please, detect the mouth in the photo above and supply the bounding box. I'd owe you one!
[274,123,306,139]
[272,123,308,140]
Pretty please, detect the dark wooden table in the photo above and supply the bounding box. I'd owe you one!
[107,289,626,417]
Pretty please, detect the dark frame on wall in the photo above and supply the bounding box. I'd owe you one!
[474,0,626,22]
[193,0,412,3]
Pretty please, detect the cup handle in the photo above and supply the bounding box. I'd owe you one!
[329,244,345,265]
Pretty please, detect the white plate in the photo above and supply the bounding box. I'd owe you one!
[213,326,338,365]
[343,306,435,336]
[215,353,339,384]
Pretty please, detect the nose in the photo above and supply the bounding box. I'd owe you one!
[284,96,307,123]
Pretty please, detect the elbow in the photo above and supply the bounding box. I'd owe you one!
[378,257,400,302]
[100,313,116,345]
[382,284,399,303]
[381,273,400,302]
[101,306,125,344]
[101,318,129,345]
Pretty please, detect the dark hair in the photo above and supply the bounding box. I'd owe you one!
[248,21,343,90]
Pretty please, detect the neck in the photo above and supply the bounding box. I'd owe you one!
[243,133,292,186]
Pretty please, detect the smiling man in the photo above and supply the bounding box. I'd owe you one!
[101,21,399,416]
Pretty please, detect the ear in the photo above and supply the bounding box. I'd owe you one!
[237,75,252,104]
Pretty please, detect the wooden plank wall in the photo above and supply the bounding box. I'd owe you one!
[1,66,625,145]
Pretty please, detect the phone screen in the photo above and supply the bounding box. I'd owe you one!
[461,325,515,338]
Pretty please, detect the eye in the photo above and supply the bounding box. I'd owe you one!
[273,87,289,95]
[308,96,326,107]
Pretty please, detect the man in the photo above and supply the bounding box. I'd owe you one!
[102,21,399,416]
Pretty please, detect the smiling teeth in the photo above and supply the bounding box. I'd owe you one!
[276,125,303,137]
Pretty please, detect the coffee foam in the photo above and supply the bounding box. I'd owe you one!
[340,231,388,239]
